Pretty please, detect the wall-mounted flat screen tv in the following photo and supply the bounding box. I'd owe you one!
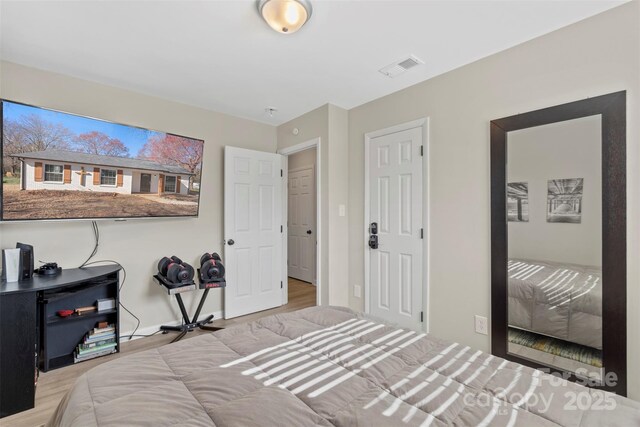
[1,100,204,221]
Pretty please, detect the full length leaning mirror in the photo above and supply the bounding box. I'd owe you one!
[490,92,627,396]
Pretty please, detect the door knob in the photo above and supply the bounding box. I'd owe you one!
[227,239,235,246]
[306,230,312,235]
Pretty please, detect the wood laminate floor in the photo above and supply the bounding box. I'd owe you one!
[3,278,316,427]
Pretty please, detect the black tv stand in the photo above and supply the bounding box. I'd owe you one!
[0,265,121,418]
[153,275,224,343]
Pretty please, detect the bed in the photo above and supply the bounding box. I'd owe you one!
[508,259,602,349]
[49,306,638,427]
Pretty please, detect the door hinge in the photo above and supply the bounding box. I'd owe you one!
[281,169,283,177]
[420,228,424,239]
[420,311,424,323]
[281,225,283,233]
[281,281,283,289]
[420,146,424,156]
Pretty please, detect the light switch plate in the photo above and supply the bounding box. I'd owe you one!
[339,204,346,217]
[474,315,488,335]
[354,285,362,298]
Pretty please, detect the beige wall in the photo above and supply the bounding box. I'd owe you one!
[347,2,639,399]
[327,105,349,306]
[277,104,350,306]
[0,61,278,334]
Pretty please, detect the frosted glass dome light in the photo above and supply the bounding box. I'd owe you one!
[258,0,312,34]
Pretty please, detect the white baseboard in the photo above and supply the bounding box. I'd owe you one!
[119,310,224,342]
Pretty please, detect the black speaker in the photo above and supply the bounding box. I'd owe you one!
[16,243,34,280]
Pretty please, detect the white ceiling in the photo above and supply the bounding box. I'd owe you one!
[0,0,625,125]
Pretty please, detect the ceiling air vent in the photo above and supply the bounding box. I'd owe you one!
[379,55,424,78]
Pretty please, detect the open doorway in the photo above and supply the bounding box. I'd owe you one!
[279,138,321,308]
[286,147,317,305]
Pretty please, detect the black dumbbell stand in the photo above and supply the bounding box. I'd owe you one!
[154,274,225,343]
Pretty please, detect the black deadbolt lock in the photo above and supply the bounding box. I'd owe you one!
[369,235,379,249]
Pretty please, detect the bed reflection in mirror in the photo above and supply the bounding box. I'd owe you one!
[507,115,603,382]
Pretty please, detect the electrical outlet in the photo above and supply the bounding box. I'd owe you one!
[474,315,488,335]
[354,285,362,298]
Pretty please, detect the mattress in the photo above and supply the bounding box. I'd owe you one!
[49,306,639,427]
[508,259,602,349]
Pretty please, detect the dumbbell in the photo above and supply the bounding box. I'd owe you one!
[199,252,225,283]
[158,256,182,276]
[158,256,195,284]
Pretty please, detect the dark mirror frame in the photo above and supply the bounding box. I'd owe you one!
[490,91,627,396]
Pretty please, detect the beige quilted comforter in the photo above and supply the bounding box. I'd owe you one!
[49,306,639,426]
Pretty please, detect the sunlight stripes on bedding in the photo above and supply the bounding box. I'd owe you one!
[542,271,577,293]
[262,342,357,385]
[551,277,600,309]
[436,346,469,371]
[506,407,519,427]
[510,264,540,279]
[520,265,545,280]
[254,353,312,379]
[544,272,578,296]
[242,320,376,373]
[308,332,422,397]
[419,414,437,427]
[402,385,446,422]
[303,329,426,397]
[278,361,335,388]
[513,370,541,408]
[422,343,458,368]
[397,333,426,349]
[540,269,571,291]
[536,269,566,288]
[291,365,345,394]
[306,323,373,348]
[382,371,439,416]
[263,358,323,386]
[494,366,523,399]
[344,347,384,367]
[220,318,359,367]
[371,328,405,344]
[307,370,359,398]
[431,383,465,417]
[359,347,401,369]
[485,359,508,383]
[476,398,501,427]
[462,354,494,385]
[384,330,416,347]
[298,320,368,346]
[508,262,526,272]
[241,350,304,375]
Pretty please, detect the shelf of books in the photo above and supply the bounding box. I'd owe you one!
[74,324,117,363]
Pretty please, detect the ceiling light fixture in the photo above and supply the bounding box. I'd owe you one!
[258,0,312,34]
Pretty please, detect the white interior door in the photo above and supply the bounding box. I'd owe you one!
[368,127,423,330]
[288,167,316,283]
[224,146,283,319]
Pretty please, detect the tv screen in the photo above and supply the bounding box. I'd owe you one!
[1,100,203,221]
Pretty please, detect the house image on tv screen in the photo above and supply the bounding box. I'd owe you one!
[12,149,193,195]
